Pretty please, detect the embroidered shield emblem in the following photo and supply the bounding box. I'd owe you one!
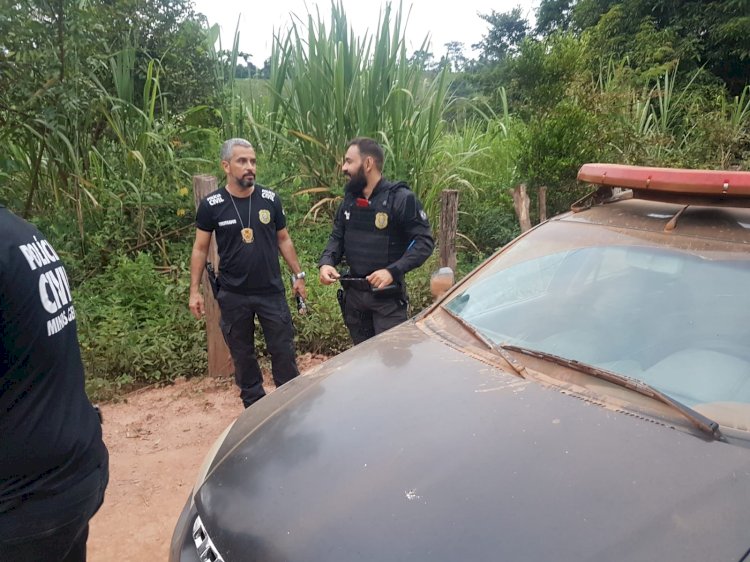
[375,212,388,229]
[259,209,271,224]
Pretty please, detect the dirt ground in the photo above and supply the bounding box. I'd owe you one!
[87,353,328,562]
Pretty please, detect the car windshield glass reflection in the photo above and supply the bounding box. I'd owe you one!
[444,243,750,416]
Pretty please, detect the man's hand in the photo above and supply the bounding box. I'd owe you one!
[293,278,307,299]
[319,265,341,285]
[366,268,394,289]
[189,291,205,319]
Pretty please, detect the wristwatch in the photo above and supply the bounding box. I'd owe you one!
[292,271,306,280]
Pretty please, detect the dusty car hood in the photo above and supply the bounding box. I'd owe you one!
[196,323,750,562]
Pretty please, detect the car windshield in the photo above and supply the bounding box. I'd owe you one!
[442,220,750,425]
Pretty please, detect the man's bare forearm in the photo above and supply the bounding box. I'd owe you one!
[190,247,208,293]
[278,238,303,275]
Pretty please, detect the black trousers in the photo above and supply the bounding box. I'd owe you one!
[343,288,408,345]
[0,461,108,562]
[217,289,300,408]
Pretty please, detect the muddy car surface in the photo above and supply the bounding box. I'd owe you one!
[171,165,750,562]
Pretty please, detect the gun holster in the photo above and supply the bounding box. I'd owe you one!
[336,287,346,320]
[371,284,401,298]
[206,262,220,299]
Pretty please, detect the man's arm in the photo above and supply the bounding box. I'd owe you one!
[318,202,346,285]
[319,202,346,266]
[189,229,212,319]
[277,228,307,299]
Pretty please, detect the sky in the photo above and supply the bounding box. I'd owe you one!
[191,0,538,65]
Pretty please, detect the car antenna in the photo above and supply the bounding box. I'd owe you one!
[664,205,690,232]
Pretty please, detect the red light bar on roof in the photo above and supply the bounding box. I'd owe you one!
[578,163,750,198]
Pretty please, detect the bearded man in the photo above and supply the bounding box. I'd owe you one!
[190,138,307,407]
[318,137,434,344]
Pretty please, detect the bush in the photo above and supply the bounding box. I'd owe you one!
[460,204,520,256]
[76,252,206,390]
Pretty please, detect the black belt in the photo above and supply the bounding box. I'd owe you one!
[220,285,282,297]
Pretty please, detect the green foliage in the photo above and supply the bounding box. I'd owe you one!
[471,32,588,117]
[518,99,601,189]
[592,64,750,168]
[261,1,457,220]
[434,98,525,254]
[472,8,530,62]
[568,0,750,95]
[536,0,574,34]
[461,204,520,257]
[76,252,207,386]
[1,0,748,400]
[0,0,216,263]
[292,279,351,355]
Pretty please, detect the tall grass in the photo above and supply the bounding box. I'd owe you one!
[593,62,749,167]
[260,1,457,219]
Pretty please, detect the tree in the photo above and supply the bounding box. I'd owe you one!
[536,0,574,34]
[567,0,750,95]
[472,7,530,63]
[443,41,468,73]
[258,57,272,80]
[0,0,221,226]
[409,49,435,71]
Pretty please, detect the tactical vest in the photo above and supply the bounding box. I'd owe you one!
[342,186,411,277]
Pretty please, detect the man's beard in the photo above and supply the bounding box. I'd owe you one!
[344,167,367,196]
[237,175,255,189]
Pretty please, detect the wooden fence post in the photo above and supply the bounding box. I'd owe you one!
[192,175,234,378]
[511,183,532,233]
[538,186,547,223]
[439,190,459,271]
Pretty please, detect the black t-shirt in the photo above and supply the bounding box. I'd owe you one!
[0,207,107,506]
[195,185,287,295]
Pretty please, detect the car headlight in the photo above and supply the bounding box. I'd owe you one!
[192,419,236,498]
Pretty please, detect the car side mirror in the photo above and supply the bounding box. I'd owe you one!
[430,267,454,300]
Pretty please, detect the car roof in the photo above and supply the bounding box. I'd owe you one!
[559,197,750,244]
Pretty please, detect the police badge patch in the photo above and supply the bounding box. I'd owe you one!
[375,212,388,229]
[259,209,271,224]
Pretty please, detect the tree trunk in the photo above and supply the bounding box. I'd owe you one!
[439,189,459,271]
[57,0,64,82]
[193,175,234,378]
[511,183,532,233]
[23,140,46,219]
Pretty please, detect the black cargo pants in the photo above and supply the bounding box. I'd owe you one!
[217,289,299,408]
[342,287,408,345]
[0,460,108,561]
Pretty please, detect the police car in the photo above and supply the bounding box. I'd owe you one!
[171,164,750,562]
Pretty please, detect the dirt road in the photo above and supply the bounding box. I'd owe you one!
[87,354,327,561]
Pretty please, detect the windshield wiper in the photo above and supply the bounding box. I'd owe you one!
[497,343,723,441]
[440,305,495,349]
[439,308,527,379]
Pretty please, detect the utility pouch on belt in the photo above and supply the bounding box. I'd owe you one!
[371,284,401,298]
[206,262,220,298]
